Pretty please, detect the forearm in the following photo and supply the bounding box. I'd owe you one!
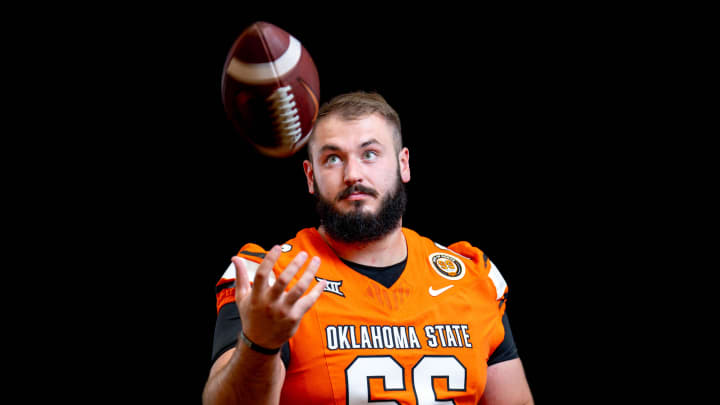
[202,343,285,405]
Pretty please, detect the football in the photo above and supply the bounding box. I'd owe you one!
[221,22,320,157]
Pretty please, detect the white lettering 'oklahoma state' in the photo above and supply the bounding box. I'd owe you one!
[325,324,472,350]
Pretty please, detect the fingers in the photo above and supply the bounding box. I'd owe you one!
[283,256,321,305]
[292,277,327,319]
[250,245,282,297]
[267,251,309,300]
[233,248,326,349]
[237,247,325,315]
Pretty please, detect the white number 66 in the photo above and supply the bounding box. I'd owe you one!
[345,355,467,405]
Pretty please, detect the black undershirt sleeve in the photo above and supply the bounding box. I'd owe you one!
[487,313,519,366]
[211,303,291,368]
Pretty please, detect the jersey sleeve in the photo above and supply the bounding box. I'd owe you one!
[447,241,508,314]
[447,241,515,364]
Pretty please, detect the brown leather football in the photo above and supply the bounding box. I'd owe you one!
[221,22,320,157]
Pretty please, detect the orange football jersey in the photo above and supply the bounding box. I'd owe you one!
[215,227,508,405]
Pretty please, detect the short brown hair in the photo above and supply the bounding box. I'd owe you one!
[307,91,402,160]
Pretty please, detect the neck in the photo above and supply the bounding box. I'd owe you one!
[318,222,407,267]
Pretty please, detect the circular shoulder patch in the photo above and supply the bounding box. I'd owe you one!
[428,252,466,281]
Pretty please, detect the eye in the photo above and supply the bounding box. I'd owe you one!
[325,154,342,165]
[362,150,378,161]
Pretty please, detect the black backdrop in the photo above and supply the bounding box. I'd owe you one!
[71,5,656,403]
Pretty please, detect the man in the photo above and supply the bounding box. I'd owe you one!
[203,92,534,404]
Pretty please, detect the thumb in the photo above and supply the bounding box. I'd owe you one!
[232,256,252,301]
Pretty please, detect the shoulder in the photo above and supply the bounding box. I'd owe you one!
[404,228,508,301]
[445,241,507,301]
[404,227,491,272]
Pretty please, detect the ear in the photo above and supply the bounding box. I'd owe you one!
[398,147,410,183]
[303,160,315,194]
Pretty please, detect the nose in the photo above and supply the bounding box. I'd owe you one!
[343,157,363,186]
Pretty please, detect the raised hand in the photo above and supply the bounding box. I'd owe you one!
[232,246,326,350]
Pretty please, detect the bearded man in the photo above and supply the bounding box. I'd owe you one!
[203,91,534,405]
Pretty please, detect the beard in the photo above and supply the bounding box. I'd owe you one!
[314,174,407,244]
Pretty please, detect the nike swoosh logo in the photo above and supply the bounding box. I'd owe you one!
[428,285,454,296]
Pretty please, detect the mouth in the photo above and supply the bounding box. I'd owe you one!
[345,192,371,201]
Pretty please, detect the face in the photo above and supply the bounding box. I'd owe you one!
[303,113,411,242]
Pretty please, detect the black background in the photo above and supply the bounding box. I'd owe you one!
[40,4,683,403]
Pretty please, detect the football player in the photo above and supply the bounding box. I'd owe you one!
[203,92,534,404]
